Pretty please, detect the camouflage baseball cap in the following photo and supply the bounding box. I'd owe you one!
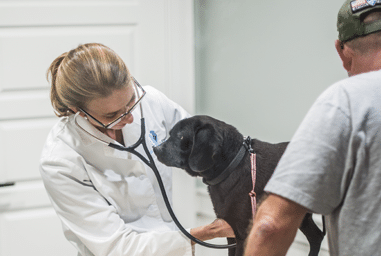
[338,0,381,42]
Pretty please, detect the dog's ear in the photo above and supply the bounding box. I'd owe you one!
[189,124,220,172]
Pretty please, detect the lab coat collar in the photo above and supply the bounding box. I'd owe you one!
[72,112,118,147]
[71,109,145,160]
[72,104,143,147]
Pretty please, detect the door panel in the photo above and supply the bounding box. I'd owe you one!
[0,1,138,26]
[0,180,51,213]
[0,207,77,256]
[0,1,194,255]
[0,25,137,118]
[0,118,57,182]
[0,180,75,256]
[0,26,136,92]
[0,91,52,120]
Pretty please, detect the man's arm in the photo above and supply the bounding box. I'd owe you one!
[244,194,308,256]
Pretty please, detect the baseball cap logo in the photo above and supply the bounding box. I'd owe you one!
[368,0,377,6]
[351,0,369,12]
[351,0,380,12]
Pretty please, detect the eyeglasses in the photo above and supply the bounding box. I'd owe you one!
[79,77,146,129]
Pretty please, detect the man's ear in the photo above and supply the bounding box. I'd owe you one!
[335,39,354,72]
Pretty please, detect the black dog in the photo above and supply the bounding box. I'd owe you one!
[153,115,325,256]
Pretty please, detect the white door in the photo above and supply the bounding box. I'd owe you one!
[0,1,195,255]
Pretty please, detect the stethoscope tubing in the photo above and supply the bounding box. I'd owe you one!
[108,118,236,249]
[74,109,236,249]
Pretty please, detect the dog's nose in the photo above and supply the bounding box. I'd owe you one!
[153,146,165,163]
[152,145,161,155]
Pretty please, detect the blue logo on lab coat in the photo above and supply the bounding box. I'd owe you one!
[149,131,159,147]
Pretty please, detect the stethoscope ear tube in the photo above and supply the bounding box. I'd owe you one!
[109,118,236,249]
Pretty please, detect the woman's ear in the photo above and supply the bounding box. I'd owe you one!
[335,40,354,73]
[69,106,85,116]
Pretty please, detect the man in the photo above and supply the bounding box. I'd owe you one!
[244,1,381,255]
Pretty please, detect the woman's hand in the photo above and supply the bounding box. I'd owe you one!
[189,218,235,245]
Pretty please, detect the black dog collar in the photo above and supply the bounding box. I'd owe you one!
[203,137,253,186]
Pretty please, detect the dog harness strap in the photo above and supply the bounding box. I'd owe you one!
[249,153,257,220]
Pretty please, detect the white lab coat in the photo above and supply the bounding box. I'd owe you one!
[40,86,193,256]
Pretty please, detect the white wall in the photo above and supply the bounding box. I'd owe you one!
[194,1,347,255]
[195,0,346,143]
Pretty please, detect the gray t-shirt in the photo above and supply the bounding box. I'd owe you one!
[265,70,381,256]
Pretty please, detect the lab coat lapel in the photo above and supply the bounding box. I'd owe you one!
[73,113,130,159]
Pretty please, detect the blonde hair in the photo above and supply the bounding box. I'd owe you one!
[47,43,132,117]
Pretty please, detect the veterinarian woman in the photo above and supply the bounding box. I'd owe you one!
[40,43,234,256]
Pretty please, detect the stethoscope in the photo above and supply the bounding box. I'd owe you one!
[74,104,236,250]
